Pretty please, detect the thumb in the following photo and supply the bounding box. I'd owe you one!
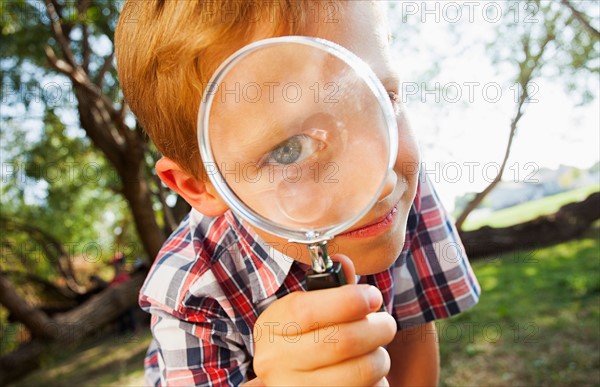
[330,253,357,285]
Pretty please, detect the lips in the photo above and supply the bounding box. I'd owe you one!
[339,201,400,239]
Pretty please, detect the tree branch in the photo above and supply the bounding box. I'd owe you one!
[45,45,127,168]
[44,45,122,122]
[0,217,87,294]
[455,29,554,230]
[0,275,57,340]
[78,0,92,71]
[94,53,114,88]
[0,270,77,301]
[560,0,600,40]
[45,0,78,68]
[43,0,133,156]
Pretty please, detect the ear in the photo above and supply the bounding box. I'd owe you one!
[155,157,229,217]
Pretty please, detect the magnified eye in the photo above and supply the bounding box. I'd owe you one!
[263,134,322,166]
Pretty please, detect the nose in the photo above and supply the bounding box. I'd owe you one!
[377,170,397,202]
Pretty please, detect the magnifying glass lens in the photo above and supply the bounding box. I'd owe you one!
[199,37,397,244]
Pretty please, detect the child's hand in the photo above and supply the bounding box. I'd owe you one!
[252,255,396,386]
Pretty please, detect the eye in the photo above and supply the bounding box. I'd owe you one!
[262,134,322,166]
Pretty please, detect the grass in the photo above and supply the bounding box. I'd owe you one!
[14,330,152,387]
[10,222,600,386]
[13,236,600,386]
[462,184,600,231]
[437,235,600,386]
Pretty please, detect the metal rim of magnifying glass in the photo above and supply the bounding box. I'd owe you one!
[197,35,399,244]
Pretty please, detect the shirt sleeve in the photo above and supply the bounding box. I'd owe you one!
[391,173,481,329]
[143,298,252,387]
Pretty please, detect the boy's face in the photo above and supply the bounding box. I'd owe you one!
[172,1,420,276]
[242,1,420,275]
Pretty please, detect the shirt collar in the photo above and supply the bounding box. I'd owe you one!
[223,211,297,303]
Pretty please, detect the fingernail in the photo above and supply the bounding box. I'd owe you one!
[367,286,382,310]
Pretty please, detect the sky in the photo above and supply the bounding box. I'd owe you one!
[384,1,599,211]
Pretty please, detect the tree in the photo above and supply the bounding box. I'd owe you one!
[0,271,145,384]
[1,1,189,381]
[455,0,599,230]
[2,0,191,262]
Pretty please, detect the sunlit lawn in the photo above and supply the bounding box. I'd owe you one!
[438,235,600,386]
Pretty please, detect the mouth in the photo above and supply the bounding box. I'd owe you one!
[338,200,400,239]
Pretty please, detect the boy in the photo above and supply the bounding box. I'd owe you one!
[115,1,480,386]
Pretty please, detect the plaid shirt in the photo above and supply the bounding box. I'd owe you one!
[140,174,480,386]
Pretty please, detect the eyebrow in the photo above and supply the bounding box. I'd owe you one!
[381,75,401,91]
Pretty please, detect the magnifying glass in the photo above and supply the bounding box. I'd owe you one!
[198,36,398,290]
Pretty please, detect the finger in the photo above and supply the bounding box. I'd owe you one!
[374,377,390,387]
[276,312,396,371]
[299,346,391,387]
[331,253,356,285]
[258,284,383,332]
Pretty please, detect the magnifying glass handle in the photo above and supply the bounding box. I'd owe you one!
[305,242,346,290]
[304,252,386,312]
[305,261,346,290]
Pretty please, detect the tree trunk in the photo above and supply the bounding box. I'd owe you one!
[72,87,166,261]
[460,192,600,259]
[0,273,145,385]
[0,342,45,385]
[121,166,165,260]
[43,1,168,262]
[0,275,57,340]
[53,273,145,341]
